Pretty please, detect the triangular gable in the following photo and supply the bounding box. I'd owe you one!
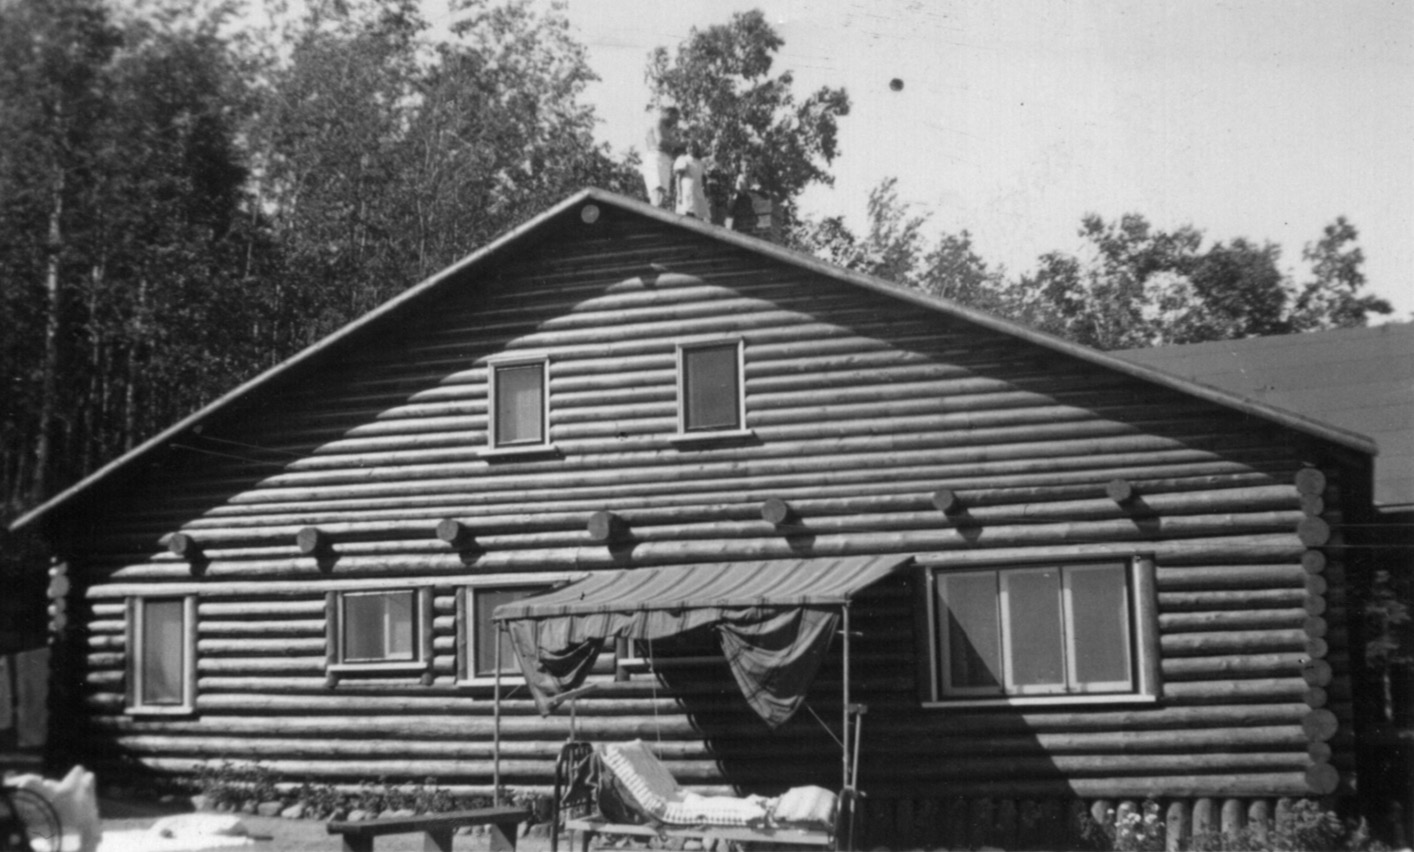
[10,187,1377,532]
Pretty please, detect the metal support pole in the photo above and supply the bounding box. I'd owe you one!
[841,605,851,797]
[493,624,503,806]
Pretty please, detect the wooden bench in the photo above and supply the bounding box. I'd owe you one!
[327,805,530,852]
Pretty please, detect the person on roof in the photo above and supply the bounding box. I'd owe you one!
[642,107,682,209]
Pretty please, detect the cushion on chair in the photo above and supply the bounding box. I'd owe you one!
[770,785,838,831]
[596,740,768,827]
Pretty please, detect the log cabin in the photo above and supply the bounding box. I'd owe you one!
[9,189,1383,849]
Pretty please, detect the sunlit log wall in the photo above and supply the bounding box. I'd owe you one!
[50,204,1361,844]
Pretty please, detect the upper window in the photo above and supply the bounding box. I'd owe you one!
[488,355,549,449]
[327,588,432,677]
[126,596,196,714]
[677,339,744,433]
[922,558,1158,706]
[457,575,573,684]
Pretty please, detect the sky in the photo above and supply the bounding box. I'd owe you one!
[433,0,1414,321]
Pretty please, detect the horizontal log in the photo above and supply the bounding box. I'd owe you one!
[1161,629,1309,656]
[1163,678,1314,704]
[1157,589,1308,610]
[1161,653,1311,680]
[1159,609,1307,632]
[858,774,1315,799]
[89,530,1314,588]
[1156,564,1306,589]
[147,462,1278,523]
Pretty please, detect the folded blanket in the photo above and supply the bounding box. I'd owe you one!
[597,740,769,827]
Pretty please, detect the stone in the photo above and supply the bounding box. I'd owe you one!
[281,802,306,820]
[189,794,212,812]
[385,808,416,819]
[346,809,371,822]
[256,801,283,817]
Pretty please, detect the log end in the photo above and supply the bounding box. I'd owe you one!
[587,511,622,543]
[1301,550,1327,574]
[1301,708,1339,742]
[168,533,201,559]
[1304,762,1340,795]
[931,488,963,514]
[1303,616,1328,639]
[761,497,793,526]
[1105,478,1136,504]
[1294,467,1328,496]
[295,527,325,555]
[1297,517,1331,547]
[1301,659,1334,688]
[436,518,467,544]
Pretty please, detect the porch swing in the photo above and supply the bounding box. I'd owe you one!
[488,554,913,851]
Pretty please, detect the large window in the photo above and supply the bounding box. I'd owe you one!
[677,339,745,433]
[457,575,574,684]
[922,558,1158,706]
[327,588,432,677]
[487,355,549,450]
[126,596,195,714]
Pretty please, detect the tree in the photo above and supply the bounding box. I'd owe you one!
[793,178,1008,314]
[247,0,638,338]
[1289,216,1393,331]
[645,9,850,225]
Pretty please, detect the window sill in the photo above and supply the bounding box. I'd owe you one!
[923,692,1159,709]
[668,429,755,448]
[328,662,429,676]
[125,704,195,716]
[477,444,561,461]
[458,675,528,688]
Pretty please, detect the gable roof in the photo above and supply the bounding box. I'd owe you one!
[9,188,1378,533]
[1117,323,1413,511]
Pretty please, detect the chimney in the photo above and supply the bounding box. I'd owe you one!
[724,163,779,242]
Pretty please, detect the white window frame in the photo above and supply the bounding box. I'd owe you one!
[923,556,1158,708]
[125,595,197,715]
[456,573,578,686]
[327,587,433,677]
[481,353,556,457]
[672,337,751,442]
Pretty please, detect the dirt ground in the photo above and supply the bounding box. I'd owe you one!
[98,798,554,852]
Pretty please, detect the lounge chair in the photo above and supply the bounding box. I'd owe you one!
[550,738,842,851]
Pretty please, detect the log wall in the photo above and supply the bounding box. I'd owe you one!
[52,205,1359,846]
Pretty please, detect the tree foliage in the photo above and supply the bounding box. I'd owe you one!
[796,179,1394,352]
[645,9,850,224]
[0,0,634,517]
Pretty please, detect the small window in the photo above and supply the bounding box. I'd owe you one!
[678,340,744,433]
[456,575,575,684]
[488,356,549,449]
[126,596,196,714]
[328,588,432,676]
[924,558,1157,706]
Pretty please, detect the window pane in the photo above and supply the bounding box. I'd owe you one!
[683,345,740,431]
[473,586,547,676]
[495,363,544,445]
[344,592,415,662]
[1003,569,1065,690]
[1066,565,1133,689]
[141,599,185,705]
[939,573,1002,691]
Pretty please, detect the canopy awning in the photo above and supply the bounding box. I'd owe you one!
[493,555,913,727]
[493,555,913,621]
